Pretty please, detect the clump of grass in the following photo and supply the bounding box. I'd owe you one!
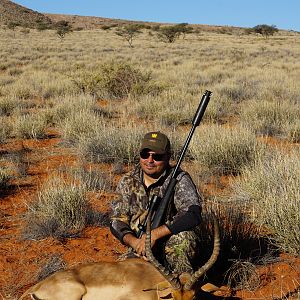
[37,254,67,281]
[78,123,145,163]
[23,176,89,240]
[225,259,260,291]
[70,166,111,193]
[0,96,18,116]
[195,200,270,288]
[0,116,13,143]
[14,112,49,139]
[231,149,300,256]
[51,94,96,123]
[0,166,12,188]
[217,79,258,103]
[190,125,258,175]
[59,109,103,144]
[22,173,110,240]
[285,119,300,143]
[240,99,299,139]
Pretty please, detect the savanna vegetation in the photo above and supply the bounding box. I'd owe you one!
[0,19,299,299]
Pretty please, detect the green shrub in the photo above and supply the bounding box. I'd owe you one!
[190,125,258,175]
[231,149,300,256]
[71,62,164,100]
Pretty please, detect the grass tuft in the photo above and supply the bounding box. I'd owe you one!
[190,125,258,175]
[231,149,300,256]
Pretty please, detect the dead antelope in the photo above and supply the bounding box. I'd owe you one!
[20,215,220,300]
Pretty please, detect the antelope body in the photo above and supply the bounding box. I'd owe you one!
[20,216,220,300]
[20,259,178,300]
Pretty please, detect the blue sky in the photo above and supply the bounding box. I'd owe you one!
[12,0,300,31]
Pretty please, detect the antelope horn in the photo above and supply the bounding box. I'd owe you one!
[184,213,220,291]
[145,213,181,289]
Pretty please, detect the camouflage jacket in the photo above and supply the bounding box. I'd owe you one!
[110,165,203,243]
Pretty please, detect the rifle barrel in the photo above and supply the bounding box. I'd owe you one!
[151,90,212,229]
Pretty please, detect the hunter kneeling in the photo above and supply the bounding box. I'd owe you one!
[110,131,202,274]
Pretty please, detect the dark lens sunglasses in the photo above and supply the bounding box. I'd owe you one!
[140,151,166,161]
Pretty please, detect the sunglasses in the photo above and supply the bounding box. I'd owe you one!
[140,151,166,161]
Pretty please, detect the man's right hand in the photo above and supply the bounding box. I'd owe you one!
[123,225,171,256]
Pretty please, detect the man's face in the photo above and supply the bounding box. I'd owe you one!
[140,150,170,179]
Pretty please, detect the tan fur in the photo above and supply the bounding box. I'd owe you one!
[20,259,172,300]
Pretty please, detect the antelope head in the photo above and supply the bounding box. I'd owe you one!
[145,214,220,300]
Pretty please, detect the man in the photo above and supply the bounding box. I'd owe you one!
[110,131,202,273]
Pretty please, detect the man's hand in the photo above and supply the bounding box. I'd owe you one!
[123,225,171,257]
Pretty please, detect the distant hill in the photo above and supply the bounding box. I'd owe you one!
[0,0,247,34]
[0,0,52,28]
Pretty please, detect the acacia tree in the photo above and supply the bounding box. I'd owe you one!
[115,24,143,47]
[55,20,72,40]
[175,23,194,39]
[157,23,193,43]
[252,24,278,38]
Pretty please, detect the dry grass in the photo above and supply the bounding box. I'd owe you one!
[231,148,300,255]
[190,125,259,175]
[1,25,299,258]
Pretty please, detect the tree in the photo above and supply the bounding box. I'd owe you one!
[157,23,193,43]
[157,25,181,43]
[115,24,143,47]
[175,23,194,39]
[54,20,72,40]
[252,24,278,38]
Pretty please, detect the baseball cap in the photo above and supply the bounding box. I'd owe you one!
[140,131,171,154]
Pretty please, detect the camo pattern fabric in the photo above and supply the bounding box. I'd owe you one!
[165,230,198,273]
[111,165,203,272]
[111,166,202,233]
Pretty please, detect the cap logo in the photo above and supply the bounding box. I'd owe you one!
[151,133,158,138]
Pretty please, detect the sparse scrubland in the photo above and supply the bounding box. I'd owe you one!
[0,23,299,297]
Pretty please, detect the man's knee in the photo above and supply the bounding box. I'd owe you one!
[165,231,198,273]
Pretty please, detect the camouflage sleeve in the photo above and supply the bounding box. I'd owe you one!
[167,173,202,234]
[110,175,135,243]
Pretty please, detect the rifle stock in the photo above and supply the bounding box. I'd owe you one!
[137,90,212,237]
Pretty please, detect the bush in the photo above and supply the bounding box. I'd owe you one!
[252,24,278,38]
[190,125,258,175]
[231,149,300,256]
[115,24,143,47]
[71,62,164,100]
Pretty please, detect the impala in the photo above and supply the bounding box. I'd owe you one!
[20,215,220,300]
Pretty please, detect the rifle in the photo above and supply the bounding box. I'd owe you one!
[137,90,212,237]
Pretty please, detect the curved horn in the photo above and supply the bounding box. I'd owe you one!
[184,213,220,290]
[145,214,181,289]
